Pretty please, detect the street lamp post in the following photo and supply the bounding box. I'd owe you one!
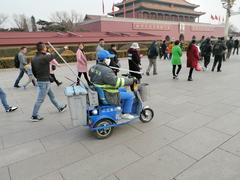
[221,0,235,39]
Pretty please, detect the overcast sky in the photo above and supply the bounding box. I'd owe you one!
[1,0,240,30]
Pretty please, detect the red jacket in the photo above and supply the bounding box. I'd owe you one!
[187,44,199,68]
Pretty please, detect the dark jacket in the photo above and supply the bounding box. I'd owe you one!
[148,41,159,59]
[161,43,167,53]
[226,39,234,49]
[32,50,61,81]
[127,48,142,80]
[202,42,212,57]
[234,39,239,48]
[213,40,227,56]
[108,49,120,73]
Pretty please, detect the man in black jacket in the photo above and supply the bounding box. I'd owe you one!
[212,38,227,72]
[233,39,239,55]
[31,42,67,121]
[226,36,234,59]
[201,38,212,70]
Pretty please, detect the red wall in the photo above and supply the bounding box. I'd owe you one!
[79,19,224,41]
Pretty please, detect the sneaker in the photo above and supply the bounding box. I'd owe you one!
[31,116,44,122]
[23,85,26,90]
[59,104,67,112]
[188,78,193,81]
[153,73,158,75]
[6,106,18,112]
[57,82,62,86]
[14,85,21,88]
[121,114,135,120]
[217,70,222,72]
[146,72,150,76]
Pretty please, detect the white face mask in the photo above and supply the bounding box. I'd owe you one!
[105,58,111,66]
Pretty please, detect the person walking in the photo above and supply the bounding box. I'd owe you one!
[31,42,67,122]
[14,47,28,88]
[226,36,234,59]
[49,59,62,86]
[171,40,182,79]
[161,40,168,60]
[233,39,239,55]
[96,39,105,63]
[108,44,120,75]
[212,37,227,72]
[76,43,91,86]
[201,38,212,70]
[167,41,174,60]
[187,40,199,81]
[128,42,142,91]
[23,64,36,89]
[0,87,18,112]
[146,41,159,76]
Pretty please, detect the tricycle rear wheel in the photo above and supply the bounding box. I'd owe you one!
[140,108,154,123]
[93,119,113,139]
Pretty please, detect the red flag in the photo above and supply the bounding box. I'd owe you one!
[102,0,105,14]
[211,14,214,20]
[123,0,126,18]
[215,15,218,20]
[133,1,135,18]
[218,16,221,21]
[112,2,115,16]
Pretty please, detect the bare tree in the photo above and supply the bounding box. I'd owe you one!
[13,14,30,32]
[50,10,83,31]
[0,13,8,26]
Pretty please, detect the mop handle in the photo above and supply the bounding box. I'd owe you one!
[109,66,144,75]
[47,42,79,79]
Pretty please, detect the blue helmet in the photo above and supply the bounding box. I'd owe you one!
[97,50,115,61]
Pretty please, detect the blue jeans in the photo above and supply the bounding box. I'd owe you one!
[119,87,134,114]
[0,87,10,111]
[32,81,63,117]
[14,69,26,86]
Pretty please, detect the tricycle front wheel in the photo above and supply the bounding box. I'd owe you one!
[140,108,154,123]
[93,119,113,139]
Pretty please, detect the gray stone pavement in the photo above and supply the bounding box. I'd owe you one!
[1,54,240,180]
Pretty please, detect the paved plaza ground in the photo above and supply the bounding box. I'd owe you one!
[1,54,240,180]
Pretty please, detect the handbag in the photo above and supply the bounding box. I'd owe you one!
[195,62,202,71]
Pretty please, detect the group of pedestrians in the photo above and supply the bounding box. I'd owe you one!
[1,36,239,120]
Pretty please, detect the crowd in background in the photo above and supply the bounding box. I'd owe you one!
[0,36,239,120]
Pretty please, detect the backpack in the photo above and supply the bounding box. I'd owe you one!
[147,46,158,59]
[14,54,20,68]
[213,43,223,55]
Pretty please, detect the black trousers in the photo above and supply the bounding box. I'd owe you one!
[204,55,211,68]
[172,65,182,77]
[188,68,194,79]
[233,47,239,55]
[50,74,61,85]
[212,55,223,71]
[77,72,91,85]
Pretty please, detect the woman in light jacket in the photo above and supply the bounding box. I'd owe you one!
[76,43,91,85]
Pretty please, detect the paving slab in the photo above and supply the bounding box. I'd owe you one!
[220,133,240,157]
[206,113,240,135]
[60,145,141,180]
[166,112,215,133]
[0,167,10,180]
[124,125,184,156]
[115,146,195,180]
[0,140,45,168]
[9,142,90,180]
[171,127,230,160]
[34,172,63,180]
[175,149,240,180]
